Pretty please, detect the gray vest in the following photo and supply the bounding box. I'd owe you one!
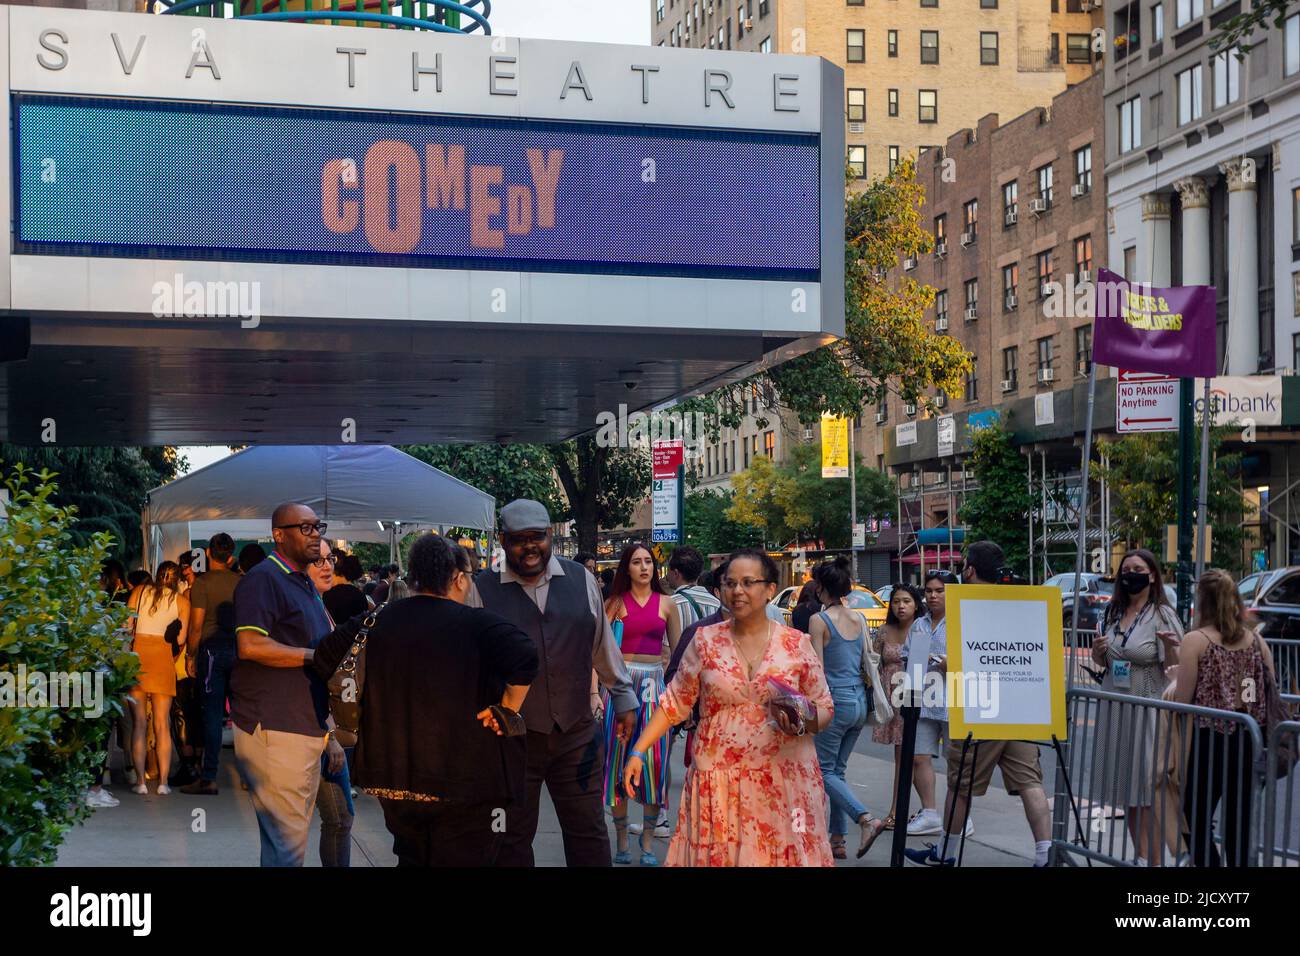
[475,559,597,735]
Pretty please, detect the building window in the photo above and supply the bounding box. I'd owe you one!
[1075,325,1093,376]
[847,29,865,62]
[981,0,997,7]
[1066,33,1091,63]
[921,0,938,6]
[935,214,947,244]
[1175,0,1203,28]
[1152,3,1165,42]
[921,30,939,63]
[888,89,899,116]
[1037,336,1055,375]
[1037,163,1054,207]
[963,199,978,239]
[1124,245,1137,277]
[1074,145,1092,191]
[1293,187,1300,245]
[759,0,769,14]
[743,438,750,468]
[1119,96,1142,152]
[848,146,867,178]
[1177,64,1203,126]
[1003,180,1018,223]
[848,0,864,4]
[1074,235,1093,279]
[657,0,665,22]
[1294,332,1300,373]
[965,358,978,402]
[964,278,978,313]
[847,87,866,122]
[1003,347,1019,389]
[980,31,999,65]
[935,289,948,326]
[1288,14,1300,76]
[1037,249,1054,299]
[888,145,901,171]
[760,35,772,52]
[918,90,938,123]
[1213,49,1241,108]
[1003,263,1019,309]
[888,30,899,57]
[1051,32,1061,63]
[764,431,775,458]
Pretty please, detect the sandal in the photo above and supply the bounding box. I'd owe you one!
[881,814,896,831]
[830,836,847,860]
[857,814,886,858]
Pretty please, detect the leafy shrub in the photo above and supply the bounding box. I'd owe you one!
[0,464,137,865]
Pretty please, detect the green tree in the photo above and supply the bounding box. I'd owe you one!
[727,442,897,549]
[1097,428,1247,575]
[401,443,565,521]
[0,446,185,567]
[682,488,764,557]
[676,158,973,436]
[0,465,138,865]
[1213,0,1297,52]
[959,426,1036,576]
[548,438,650,554]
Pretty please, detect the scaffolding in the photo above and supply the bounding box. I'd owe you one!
[1024,442,1112,583]
[895,460,975,581]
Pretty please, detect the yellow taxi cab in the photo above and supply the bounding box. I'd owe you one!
[771,583,888,636]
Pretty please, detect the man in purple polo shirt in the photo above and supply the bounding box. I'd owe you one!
[231,501,334,867]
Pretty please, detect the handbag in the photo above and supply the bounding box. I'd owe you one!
[326,609,380,749]
[861,623,894,728]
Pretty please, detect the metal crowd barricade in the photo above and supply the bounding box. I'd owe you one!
[1052,687,1269,867]
[1270,638,1300,705]
[1262,720,1300,866]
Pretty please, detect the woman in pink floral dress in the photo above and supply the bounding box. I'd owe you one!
[624,549,835,867]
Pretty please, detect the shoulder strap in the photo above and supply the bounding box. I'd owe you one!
[678,587,704,618]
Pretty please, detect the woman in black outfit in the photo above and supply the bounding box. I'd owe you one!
[323,552,371,622]
[312,533,538,867]
[789,581,821,634]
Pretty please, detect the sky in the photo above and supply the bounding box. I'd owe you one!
[178,2,648,476]
[487,0,648,45]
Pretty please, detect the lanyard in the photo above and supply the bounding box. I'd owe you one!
[1114,601,1153,649]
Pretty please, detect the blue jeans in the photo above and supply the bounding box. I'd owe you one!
[815,685,870,837]
[316,751,354,867]
[197,636,236,783]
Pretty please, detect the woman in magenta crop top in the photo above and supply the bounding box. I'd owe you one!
[600,542,682,866]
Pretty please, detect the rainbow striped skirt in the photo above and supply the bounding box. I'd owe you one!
[602,660,670,809]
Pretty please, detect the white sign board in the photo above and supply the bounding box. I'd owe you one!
[1034,392,1055,426]
[896,421,918,447]
[852,522,866,549]
[1116,370,1178,433]
[1198,376,1282,426]
[936,415,955,457]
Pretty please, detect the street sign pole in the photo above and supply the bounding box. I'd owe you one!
[676,462,685,547]
[1176,378,1195,624]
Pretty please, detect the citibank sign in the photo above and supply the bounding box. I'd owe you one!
[1194,376,1283,426]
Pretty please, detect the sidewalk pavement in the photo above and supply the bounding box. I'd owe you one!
[56,736,1042,867]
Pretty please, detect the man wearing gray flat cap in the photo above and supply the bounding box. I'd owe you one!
[469,498,637,866]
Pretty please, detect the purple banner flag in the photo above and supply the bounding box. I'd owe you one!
[1092,268,1217,378]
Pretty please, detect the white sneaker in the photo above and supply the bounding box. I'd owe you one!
[131,783,148,795]
[84,789,119,808]
[628,822,643,835]
[906,809,943,836]
[156,784,171,796]
[963,816,974,838]
[653,810,672,839]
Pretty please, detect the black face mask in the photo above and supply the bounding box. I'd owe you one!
[1119,571,1151,595]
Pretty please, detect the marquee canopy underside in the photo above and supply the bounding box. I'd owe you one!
[0,313,827,445]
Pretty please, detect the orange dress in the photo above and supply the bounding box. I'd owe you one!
[658,620,835,867]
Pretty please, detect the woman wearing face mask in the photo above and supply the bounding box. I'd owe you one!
[1091,548,1184,866]
[874,582,926,831]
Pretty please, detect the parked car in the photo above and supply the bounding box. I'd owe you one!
[769,583,888,636]
[1250,568,1300,701]
[1239,568,1286,608]
[874,583,896,608]
[1044,572,1113,645]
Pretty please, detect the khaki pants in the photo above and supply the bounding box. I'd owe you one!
[234,723,327,867]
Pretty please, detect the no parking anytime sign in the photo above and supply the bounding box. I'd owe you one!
[1116,370,1178,433]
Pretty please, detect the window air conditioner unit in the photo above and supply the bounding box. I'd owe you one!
[1038,368,1056,383]
[875,411,887,424]
[934,241,947,258]
[1005,294,1018,309]
[1001,379,1016,393]
[1071,183,1089,198]
[1029,197,1049,215]
[744,17,753,29]
[964,306,978,322]
[849,122,865,133]
[802,426,814,440]
[960,231,976,247]
[904,256,918,271]
[1078,269,1092,283]
[935,316,949,332]
[904,403,917,416]
[1005,210,1018,225]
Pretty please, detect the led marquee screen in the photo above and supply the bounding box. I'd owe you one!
[13,94,821,281]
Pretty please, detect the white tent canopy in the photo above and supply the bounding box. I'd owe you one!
[141,445,495,570]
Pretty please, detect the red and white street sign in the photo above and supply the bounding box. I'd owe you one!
[1116,370,1179,433]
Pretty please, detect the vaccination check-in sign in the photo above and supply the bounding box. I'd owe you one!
[945,585,1067,742]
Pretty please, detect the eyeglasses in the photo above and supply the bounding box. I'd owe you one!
[722,578,771,591]
[275,522,328,537]
[504,531,549,546]
[311,554,337,568]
